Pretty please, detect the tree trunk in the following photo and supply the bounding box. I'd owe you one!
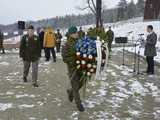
[144,0,160,20]
[96,0,102,28]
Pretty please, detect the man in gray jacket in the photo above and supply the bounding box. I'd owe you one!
[144,25,157,75]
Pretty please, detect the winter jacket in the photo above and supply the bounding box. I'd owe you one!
[78,30,85,39]
[62,37,78,77]
[144,32,157,57]
[19,35,41,62]
[55,32,62,43]
[38,31,44,49]
[87,28,107,42]
[106,30,114,43]
[43,28,56,48]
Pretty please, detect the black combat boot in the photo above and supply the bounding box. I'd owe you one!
[67,89,73,102]
[53,59,56,62]
[2,49,5,54]
[32,83,39,87]
[76,103,85,112]
[23,77,28,83]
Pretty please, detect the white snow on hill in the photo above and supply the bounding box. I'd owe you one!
[110,18,160,63]
[3,17,160,63]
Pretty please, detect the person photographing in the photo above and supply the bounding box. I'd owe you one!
[144,25,157,75]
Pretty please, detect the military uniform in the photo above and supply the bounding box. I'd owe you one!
[62,27,85,112]
[87,27,107,42]
[106,29,114,51]
[78,30,85,39]
[20,35,41,85]
[0,31,5,54]
[55,32,62,53]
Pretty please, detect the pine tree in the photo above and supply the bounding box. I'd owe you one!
[117,0,128,20]
[136,0,145,16]
[127,0,136,19]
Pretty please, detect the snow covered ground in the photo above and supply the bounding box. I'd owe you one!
[111,19,160,63]
[0,47,160,119]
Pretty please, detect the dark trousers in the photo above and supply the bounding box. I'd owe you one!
[68,72,84,105]
[108,40,113,52]
[44,47,56,61]
[146,56,154,74]
[56,43,61,53]
[23,60,39,84]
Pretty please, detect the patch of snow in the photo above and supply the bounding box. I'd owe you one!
[0,103,13,111]
[6,91,14,95]
[0,62,9,66]
[111,71,119,77]
[70,111,79,120]
[144,82,159,97]
[19,104,35,109]
[113,20,160,63]
[16,94,36,98]
[112,92,129,98]
[29,117,36,120]
[129,81,148,96]
[96,89,107,96]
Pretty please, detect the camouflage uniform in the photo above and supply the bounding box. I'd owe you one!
[55,32,62,53]
[62,33,85,112]
[78,30,85,39]
[106,29,114,51]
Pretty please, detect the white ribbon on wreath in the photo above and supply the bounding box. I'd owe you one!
[95,37,109,80]
[95,37,102,80]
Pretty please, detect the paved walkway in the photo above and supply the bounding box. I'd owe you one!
[0,48,159,120]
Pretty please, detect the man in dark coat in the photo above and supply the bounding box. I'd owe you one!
[62,26,85,112]
[55,29,62,53]
[19,25,41,87]
[38,28,45,56]
[144,25,157,75]
[0,30,5,54]
[106,26,114,52]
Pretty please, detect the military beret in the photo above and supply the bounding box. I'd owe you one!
[68,26,77,34]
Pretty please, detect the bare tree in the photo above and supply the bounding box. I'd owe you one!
[77,0,103,28]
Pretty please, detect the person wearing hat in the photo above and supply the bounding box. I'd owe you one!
[106,26,114,52]
[62,26,85,112]
[55,29,62,53]
[19,25,41,87]
[0,30,5,54]
[43,27,56,62]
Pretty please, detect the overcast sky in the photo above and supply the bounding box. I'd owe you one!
[0,0,137,25]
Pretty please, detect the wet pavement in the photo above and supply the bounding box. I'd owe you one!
[0,48,160,120]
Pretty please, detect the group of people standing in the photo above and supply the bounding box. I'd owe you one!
[38,27,63,62]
